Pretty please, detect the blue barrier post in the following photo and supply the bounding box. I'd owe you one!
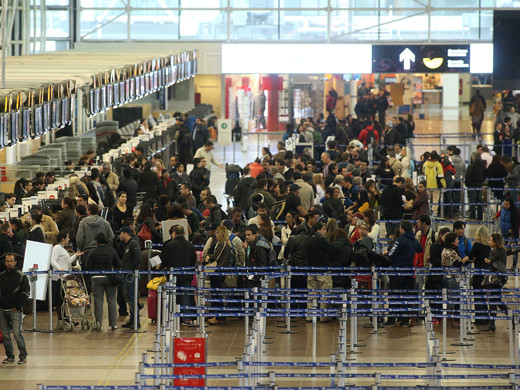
[279,265,297,335]
[47,269,53,333]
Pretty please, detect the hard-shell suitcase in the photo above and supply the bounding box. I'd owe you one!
[148,290,158,321]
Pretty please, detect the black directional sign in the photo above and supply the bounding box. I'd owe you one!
[372,45,471,73]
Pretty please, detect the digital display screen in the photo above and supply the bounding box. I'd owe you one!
[372,45,470,73]
[493,10,520,89]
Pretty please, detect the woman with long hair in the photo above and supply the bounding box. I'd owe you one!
[51,231,83,326]
[135,203,162,244]
[261,147,272,164]
[205,226,232,325]
[482,233,509,331]
[374,157,394,188]
[258,213,274,242]
[468,225,492,325]
[112,192,133,232]
[442,232,469,289]
[365,179,381,210]
[313,173,326,202]
[363,209,380,245]
[407,180,429,221]
[325,218,338,242]
[26,212,45,243]
[279,212,296,261]
[329,229,352,289]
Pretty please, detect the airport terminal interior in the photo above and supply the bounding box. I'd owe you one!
[1,2,520,390]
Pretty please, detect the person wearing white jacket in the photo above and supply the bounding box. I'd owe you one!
[400,146,412,179]
[51,231,83,323]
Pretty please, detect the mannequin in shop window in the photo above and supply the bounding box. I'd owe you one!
[258,90,266,129]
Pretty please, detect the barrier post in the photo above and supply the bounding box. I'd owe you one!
[47,269,54,333]
[329,354,336,386]
[145,240,152,283]
[312,297,317,363]
[467,265,479,336]
[197,265,205,333]
[171,276,177,335]
[368,266,384,334]
[439,188,445,219]
[245,290,250,345]
[26,266,39,332]
[130,269,145,333]
[452,279,472,347]
[349,279,362,354]
[279,265,297,334]
[441,288,455,361]
[157,285,162,329]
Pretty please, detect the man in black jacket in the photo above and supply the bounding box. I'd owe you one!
[118,227,143,328]
[0,225,14,272]
[0,253,30,364]
[203,195,226,230]
[137,161,158,203]
[244,224,269,287]
[117,168,137,211]
[465,152,487,220]
[304,221,336,322]
[381,176,405,238]
[161,225,196,325]
[233,166,257,213]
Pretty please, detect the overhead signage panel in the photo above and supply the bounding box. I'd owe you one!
[222,44,372,74]
[372,45,471,73]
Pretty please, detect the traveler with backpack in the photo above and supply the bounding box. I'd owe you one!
[233,166,257,213]
[358,122,379,148]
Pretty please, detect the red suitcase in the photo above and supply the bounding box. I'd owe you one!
[148,290,158,321]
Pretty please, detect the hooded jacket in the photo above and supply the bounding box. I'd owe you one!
[76,214,115,251]
[121,236,142,271]
[450,154,466,179]
[388,230,423,268]
[0,268,30,311]
[423,160,446,189]
[465,158,486,188]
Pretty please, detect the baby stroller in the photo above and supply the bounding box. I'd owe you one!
[58,274,96,332]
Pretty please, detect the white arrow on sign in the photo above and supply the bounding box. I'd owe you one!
[399,48,415,71]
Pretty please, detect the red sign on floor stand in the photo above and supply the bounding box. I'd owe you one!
[174,337,206,386]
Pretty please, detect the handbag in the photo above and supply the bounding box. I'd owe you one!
[138,223,152,244]
[482,274,501,287]
[147,276,167,291]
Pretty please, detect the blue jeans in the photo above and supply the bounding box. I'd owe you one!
[122,273,140,326]
[0,309,27,359]
[177,280,192,318]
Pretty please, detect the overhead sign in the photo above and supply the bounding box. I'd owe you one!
[372,45,470,73]
[222,44,372,74]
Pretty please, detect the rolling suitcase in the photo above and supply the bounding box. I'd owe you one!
[148,290,158,322]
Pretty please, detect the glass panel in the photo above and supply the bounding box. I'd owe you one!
[430,10,479,40]
[46,10,70,38]
[230,10,278,40]
[181,0,226,7]
[30,10,41,37]
[430,0,478,7]
[132,0,178,7]
[378,11,428,40]
[280,10,327,40]
[46,0,70,5]
[230,0,278,7]
[130,10,179,39]
[479,10,493,40]
[280,0,327,7]
[334,9,378,40]
[81,0,126,7]
[330,10,351,38]
[179,10,227,39]
[80,10,128,40]
[383,0,427,8]
[45,40,70,51]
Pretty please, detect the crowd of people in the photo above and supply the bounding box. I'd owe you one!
[0,98,518,364]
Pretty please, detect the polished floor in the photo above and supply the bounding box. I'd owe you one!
[0,107,511,390]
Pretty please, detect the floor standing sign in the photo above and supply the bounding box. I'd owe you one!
[217,119,232,147]
[174,337,206,386]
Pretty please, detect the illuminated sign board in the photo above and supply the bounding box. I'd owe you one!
[372,45,470,73]
[222,44,372,74]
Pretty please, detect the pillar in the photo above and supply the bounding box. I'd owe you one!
[442,73,459,121]
[261,75,283,132]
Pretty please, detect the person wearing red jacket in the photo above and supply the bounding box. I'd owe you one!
[248,159,264,178]
[358,123,380,147]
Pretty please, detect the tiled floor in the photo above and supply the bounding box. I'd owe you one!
[1,108,512,389]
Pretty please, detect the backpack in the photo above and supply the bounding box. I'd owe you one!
[313,130,324,145]
[270,199,287,221]
[351,242,371,267]
[228,233,238,266]
[365,128,376,144]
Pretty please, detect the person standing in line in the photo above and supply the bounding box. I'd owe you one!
[85,233,122,331]
[118,227,143,329]
[0,253,30,364]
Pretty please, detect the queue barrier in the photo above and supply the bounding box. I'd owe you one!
[33,265,520,389]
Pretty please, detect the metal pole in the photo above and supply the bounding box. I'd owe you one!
[279,265,297,334]
[47,269,53,332]
[1,0,8,88]
[312,297,317,363]
[145,240,152,283]
[157,285,162,329]
[133,269,139,331]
